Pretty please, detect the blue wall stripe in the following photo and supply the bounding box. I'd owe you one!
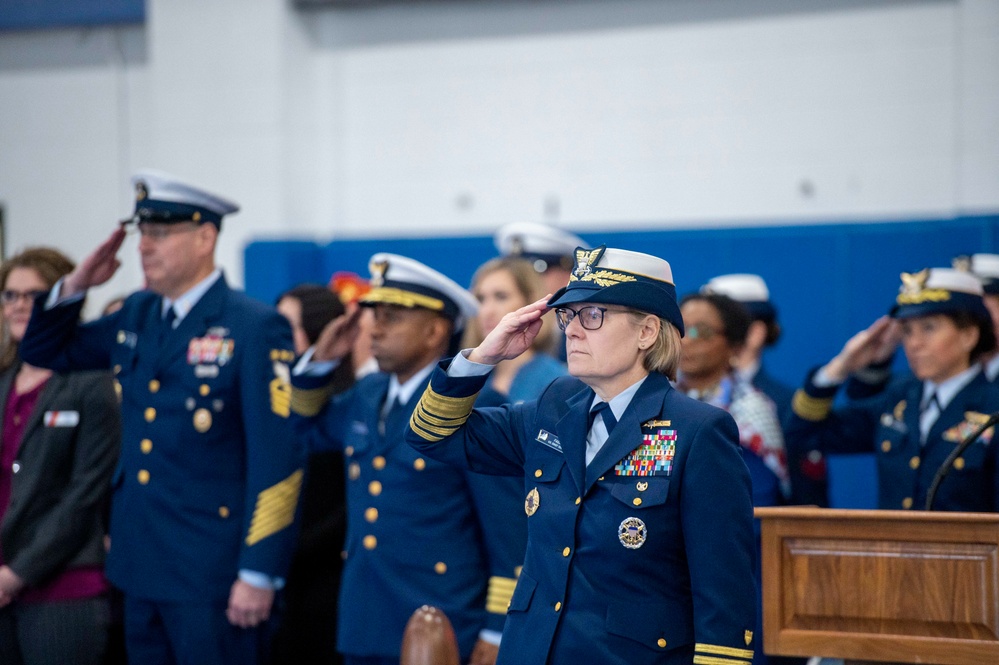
[0,0,144,31]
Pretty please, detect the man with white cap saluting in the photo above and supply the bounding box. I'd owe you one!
[289,253,524,665]
[20,170,302,665]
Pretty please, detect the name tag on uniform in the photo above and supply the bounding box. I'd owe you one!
[44,410,80,428]
[536,429,562,452]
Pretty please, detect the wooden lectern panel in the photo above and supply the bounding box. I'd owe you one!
[756,507,999,665]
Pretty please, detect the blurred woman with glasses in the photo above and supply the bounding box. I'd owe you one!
[0,248,121,665]
[404,245,756,665]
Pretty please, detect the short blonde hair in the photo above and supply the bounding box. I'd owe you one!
[635,313,682,380]
[462,257,556,353]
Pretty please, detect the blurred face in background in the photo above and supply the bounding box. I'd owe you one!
[474,268,529,337]
[276,296,310,355]
[679,299,736,384]
[2,267,49,343]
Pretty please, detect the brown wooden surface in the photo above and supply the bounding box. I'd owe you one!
[756,507,999,665]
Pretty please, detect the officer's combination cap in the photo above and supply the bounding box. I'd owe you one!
[700,273,777,322]
[546,245,684,336]
[360,254,478,333]
[494,222,586,273]
[123,169,239,229]
[953,253,999,295]
[891,267,989,322]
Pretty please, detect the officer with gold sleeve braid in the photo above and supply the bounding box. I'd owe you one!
[405,245,757,665]
[786,268,999,512]
[289,254,525,665]
[19,170,302,665]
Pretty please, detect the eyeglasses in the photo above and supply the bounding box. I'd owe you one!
[1,289,48,305]
[685,324,722,341]
[554,305,612,331]
[121,220,200,240]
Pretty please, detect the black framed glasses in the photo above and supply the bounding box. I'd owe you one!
[1,289,48,305]
[555,305,610,331]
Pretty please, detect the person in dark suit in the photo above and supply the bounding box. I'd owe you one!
[0,247,121,665]
[787,267,999,512]
[404,245,758,665]
[289,254,525,665]
[18,171,302,665]
[269,284,352,665]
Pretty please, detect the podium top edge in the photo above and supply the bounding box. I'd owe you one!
[754,506,999,524]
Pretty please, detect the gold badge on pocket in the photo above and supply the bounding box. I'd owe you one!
[525,488,540,517]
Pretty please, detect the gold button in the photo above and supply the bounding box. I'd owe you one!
[633,498,643,506]
[148,379,160,393]
[114,364,122,374]
[373,456,386,470]
[349,462,361,480]
[534,469,543,478]
[413,458,426,471]
[902,497,913,509]
[363,535,377,550]
[954,457,966,470]
[369,480,382,496]
[881,440,891,453]
[219,506,230,518]
[434,562,447,574]
[575,497,581,505]
[145,407,156,422]
[657,638,667,648]
[598,476,605,481]
[345,446,354,457]
[909,456,920,470]
[554,602,562,612]
[141,439,153,454]
[137,470,150,485]
[365,507,378,523]
[562,547,570,557]
[200,384,210,396]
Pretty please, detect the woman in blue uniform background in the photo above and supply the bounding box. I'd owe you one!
[406,245,757,665]
[787,267,999,512]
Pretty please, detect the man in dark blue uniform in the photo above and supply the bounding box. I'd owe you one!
[289,254,525,665]
[20,170,302,665]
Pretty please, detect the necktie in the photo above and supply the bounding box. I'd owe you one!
[379,397,405,437]
[919,391,941,444]
[589,401,617,435]
[163,306,177,329]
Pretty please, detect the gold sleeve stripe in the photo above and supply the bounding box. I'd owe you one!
[290,384,336,417]
[486,576,517,614]
[409,385,479,442]
[410,412,466,441]
[692,657,752,665]
[695,644,755,659]
[361,287,445,312]
[270,376,291,418]
[792,389,833,422]
[246,469,303,546]
[419,385,479,416]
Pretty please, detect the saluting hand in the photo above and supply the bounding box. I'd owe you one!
[468,297,550,366]
[823,315,901,383]
[62,227,127,298]
[226,579,274,629]
[312,303,363,362]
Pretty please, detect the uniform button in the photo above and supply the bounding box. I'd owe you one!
[345,446,355,457]
[554,602,562,612]
[141,439,153,454]
[369,480,382,496]
[365,507,378,523]
[363,535,377,550]
[657,638,667,648]
[881,440,891,453]
[434,562,447,574]
[349,463,361,480]
[200,384,210,396]
[909,456,920,470]
[633,498,642,506]
[148,379,160,393]
[534,469,543,478]
[902,497,913,509]
[954,457,966,471]
[137,470,150,485]
[11,462,21,474]
[413,458,426,471]
[219,506,230,518]
[562,547,570,557]
[373,456,386,470]
[113,364,122,374]
[145,407,156,422]
[575,497,581,505]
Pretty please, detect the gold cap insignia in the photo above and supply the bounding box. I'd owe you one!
[572,246,606,280]
[952,255,972,272]
[509,236,525,256]
[135,181,148,201]
[369,260,389,288]
[899,269,930,296]
[524,488,540,517]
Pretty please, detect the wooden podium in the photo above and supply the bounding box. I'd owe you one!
[756,507,999,665]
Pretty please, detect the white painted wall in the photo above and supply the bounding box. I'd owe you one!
[1,0,997,311]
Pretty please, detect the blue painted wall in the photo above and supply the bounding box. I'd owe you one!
[0,0,144,31]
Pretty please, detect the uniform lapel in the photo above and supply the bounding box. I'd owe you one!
[584,373,671,493]
[556,388,592,496]
[154,276,228,373]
